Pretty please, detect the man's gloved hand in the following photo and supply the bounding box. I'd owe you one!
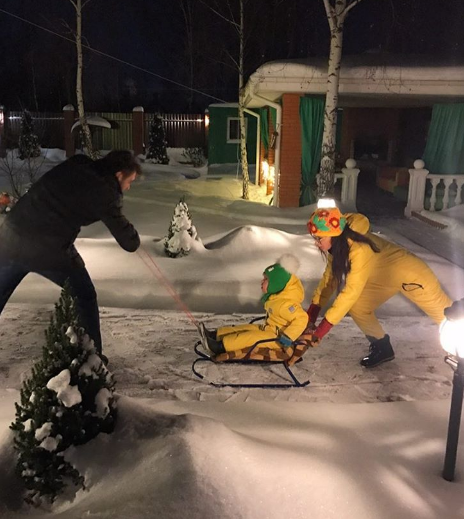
[306,303,321,326]
[278,333,294,348]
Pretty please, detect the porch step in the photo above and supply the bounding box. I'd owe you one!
[411,211,448,230]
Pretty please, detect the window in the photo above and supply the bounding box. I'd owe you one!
[227,117,247,143]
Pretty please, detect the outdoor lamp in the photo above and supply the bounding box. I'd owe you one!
[439,317,464,481]
[317,197,336,209]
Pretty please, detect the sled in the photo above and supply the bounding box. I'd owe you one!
[191,319,311,389]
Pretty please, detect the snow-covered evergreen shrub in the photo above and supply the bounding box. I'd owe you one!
[164,197,199,257]
[146,114,169,164]
[181,147,205,167]
[10,283,116,505]
[18,110,41,161]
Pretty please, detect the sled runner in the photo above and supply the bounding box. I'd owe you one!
[192,317,312,389]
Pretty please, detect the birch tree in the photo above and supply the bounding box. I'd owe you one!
[202,0,251,200]
[317,0,363,198]
[68,0,97,159]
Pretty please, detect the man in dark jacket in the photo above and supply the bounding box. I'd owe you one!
[0,150,141,359]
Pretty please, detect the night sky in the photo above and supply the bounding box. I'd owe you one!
[0,0,463,113]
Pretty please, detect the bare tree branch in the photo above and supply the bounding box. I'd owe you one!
[345,0,363,15]
[199,0,240,29]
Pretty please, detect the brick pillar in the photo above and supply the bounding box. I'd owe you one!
[63,104,75,157]
[132,106,144,156]
[0,105,5,158]
[279,94,302,208]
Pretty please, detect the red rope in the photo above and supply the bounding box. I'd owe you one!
[137,246,198,327]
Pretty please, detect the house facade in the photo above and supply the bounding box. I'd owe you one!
[207,103,259,183]
[242,54,464,208]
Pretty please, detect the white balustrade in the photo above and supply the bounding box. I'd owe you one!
[405,159,464,216]
[334,158,360,212]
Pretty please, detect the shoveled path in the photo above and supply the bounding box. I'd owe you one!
[358,184,464,270]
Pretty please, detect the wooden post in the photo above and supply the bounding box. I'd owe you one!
[63,104,76,157]
[132,106,144,156]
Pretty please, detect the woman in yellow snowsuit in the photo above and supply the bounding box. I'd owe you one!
[199,255,308,354]
[307,208,452,368]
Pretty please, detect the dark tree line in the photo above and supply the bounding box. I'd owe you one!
[0,0,463,113]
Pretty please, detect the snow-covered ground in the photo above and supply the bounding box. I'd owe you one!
[0,149,463,518]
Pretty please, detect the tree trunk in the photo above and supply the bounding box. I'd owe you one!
[317,22,343,198]
[239,0,250,200]
[318,0,362,199]
[74,0,96,159]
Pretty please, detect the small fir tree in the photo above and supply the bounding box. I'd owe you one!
[146,114,169,164]
[18,110,41,161]
[164,197,198,257]
[181,147,206,167]
[10,283,117,505]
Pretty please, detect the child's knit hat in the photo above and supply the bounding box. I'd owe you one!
[307,207,346,237]
[262,254,300,301]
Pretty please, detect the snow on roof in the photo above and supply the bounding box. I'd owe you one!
[244,54,464,107]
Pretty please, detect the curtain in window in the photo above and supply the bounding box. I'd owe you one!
[423,103,464,174]
[299,96,325,206]
[257,108,269,153]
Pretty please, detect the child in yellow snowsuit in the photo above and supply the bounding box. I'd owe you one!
[199,255,308,355]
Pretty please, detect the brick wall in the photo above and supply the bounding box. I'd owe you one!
[279,94,302,207]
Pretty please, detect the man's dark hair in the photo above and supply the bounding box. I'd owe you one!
[96,150,142,178]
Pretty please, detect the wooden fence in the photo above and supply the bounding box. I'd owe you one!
[7,112,65,149]
[145,113,205,148]
[4,111,206,151]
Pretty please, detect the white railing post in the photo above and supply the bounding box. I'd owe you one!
[428,177,440,211]
[456,178,464,205]
[405,159,429,217]
[340,158,360,212]
[442,177,454,210]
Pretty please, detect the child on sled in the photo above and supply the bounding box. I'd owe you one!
[199,254,308,356]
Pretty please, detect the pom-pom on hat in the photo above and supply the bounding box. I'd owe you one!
[262,254,300,300]
[307,207,346,237]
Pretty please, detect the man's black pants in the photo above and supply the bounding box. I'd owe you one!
[0,261,102,353]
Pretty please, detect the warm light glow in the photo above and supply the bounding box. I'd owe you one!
[262,160,270,180]
[317,198,336,209]
[204,114,210,127]
[269,166,275,185]
[440,318,464,358]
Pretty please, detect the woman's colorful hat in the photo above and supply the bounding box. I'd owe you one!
[307,208,346,237]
